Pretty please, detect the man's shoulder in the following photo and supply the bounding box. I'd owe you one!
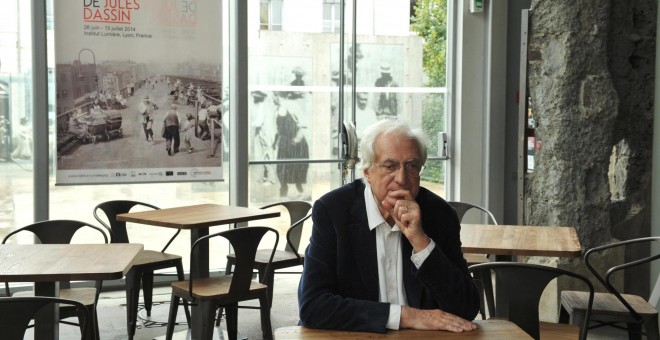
[319,179,363,202]
[316,180,365,212]
[417,187,452,212]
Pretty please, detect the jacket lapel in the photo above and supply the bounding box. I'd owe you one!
[348,190,380,302]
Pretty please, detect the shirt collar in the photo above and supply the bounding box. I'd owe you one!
[364,182,388,231]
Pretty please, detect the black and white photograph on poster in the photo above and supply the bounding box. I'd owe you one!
[329,42,404,144]
[248,56,313,202]
[54,0,223,185]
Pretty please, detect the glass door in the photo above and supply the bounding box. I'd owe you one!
[247,0,450,205]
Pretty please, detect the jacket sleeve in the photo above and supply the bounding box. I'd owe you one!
[407,192,480,320]
[297,198,390,333]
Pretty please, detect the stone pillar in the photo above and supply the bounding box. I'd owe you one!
[525,0,656,317]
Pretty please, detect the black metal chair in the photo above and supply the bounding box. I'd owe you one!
[2,219,109,340]
[0,296,91,340]
[93,200,191,340]
[448,201,498,319]
[469,262,594,340]
[560,237,660,340]
[225,200,312,307]
[166,226,278,340]
[448,201,498,225]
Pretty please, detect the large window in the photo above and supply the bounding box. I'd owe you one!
[1,0,451,276]
[247,0,449,207]
[0,0,35,231]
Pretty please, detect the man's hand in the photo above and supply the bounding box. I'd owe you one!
[400,306,477,332]
[382,190,429,252]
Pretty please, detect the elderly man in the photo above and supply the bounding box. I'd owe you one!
[298,119,479,333]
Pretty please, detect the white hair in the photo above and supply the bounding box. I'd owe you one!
[358,119,428,172]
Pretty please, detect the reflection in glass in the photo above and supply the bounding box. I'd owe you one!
[248,1,449,202]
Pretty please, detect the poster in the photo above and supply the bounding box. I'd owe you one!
[248,56,313,202]
[54,0,223,185]
[329,42,404,147]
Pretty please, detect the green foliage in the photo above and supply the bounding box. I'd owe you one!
[411,0,448,183]
[411,0,448,87]
[420,94,445,182]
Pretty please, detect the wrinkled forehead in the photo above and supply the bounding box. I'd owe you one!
[374,133,421,160]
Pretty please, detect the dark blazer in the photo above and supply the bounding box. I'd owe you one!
[298,179,480,333]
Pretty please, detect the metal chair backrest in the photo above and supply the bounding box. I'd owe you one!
[448,201,498,224]
[189,226,278,299]
[2,219,108,295]
[584,236,660,322]
[0,296,90,340]
[285,213,312,260]
[259,200,312,252]
[2,219,108,245]
[469,262,594,340]
[93,199,180,252]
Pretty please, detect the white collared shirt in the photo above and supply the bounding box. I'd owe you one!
[363,183,435,330]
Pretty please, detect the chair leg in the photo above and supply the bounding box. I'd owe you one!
[627,322,643,340]
[125,268,141,340]
[200,300,217,340]
[77,310,94,340]
[176,262,192,328]
[83,305,98,340]
[258,265,276,308]
[94,307,100,340]
[645,316,660,340]
[471,270,487,319]
[216,261,234,326]
[259,293,273,340]
[563,307,587,340]
[165,294,180,340]
[558,304,570,324]
[224,303,238,340]
[141,269,155,317]
[481,270,496,317]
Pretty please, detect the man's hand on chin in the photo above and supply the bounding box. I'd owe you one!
[400,306,477,332]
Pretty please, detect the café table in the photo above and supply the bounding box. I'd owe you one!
[116,203,280,339]
[273,319,533,339]
[116,203,280,278]
[460,223,581,317]
[0,243,142,340]
[460,223,581,260]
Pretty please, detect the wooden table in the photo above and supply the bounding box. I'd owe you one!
[273,320,532,339]
[0,243,142,340]
[116,203,280,278]
[460,223,581,259]
[117,203,280,339]
[460,223,581,318]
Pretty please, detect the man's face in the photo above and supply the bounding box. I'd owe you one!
[364,133,421,214]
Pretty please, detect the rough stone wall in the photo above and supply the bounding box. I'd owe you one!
[527,0,655,296]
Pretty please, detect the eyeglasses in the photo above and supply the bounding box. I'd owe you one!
[373,161,425,177]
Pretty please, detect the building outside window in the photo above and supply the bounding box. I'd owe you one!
[260,0,283,31]
[323,0,341,33]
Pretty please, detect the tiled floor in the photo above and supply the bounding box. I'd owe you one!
[25,273,635,339]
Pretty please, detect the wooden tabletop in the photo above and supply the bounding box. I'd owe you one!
[274,320,532,339]
[0,243,143,282]
[460,224,581,258]
[116,203,280,229]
